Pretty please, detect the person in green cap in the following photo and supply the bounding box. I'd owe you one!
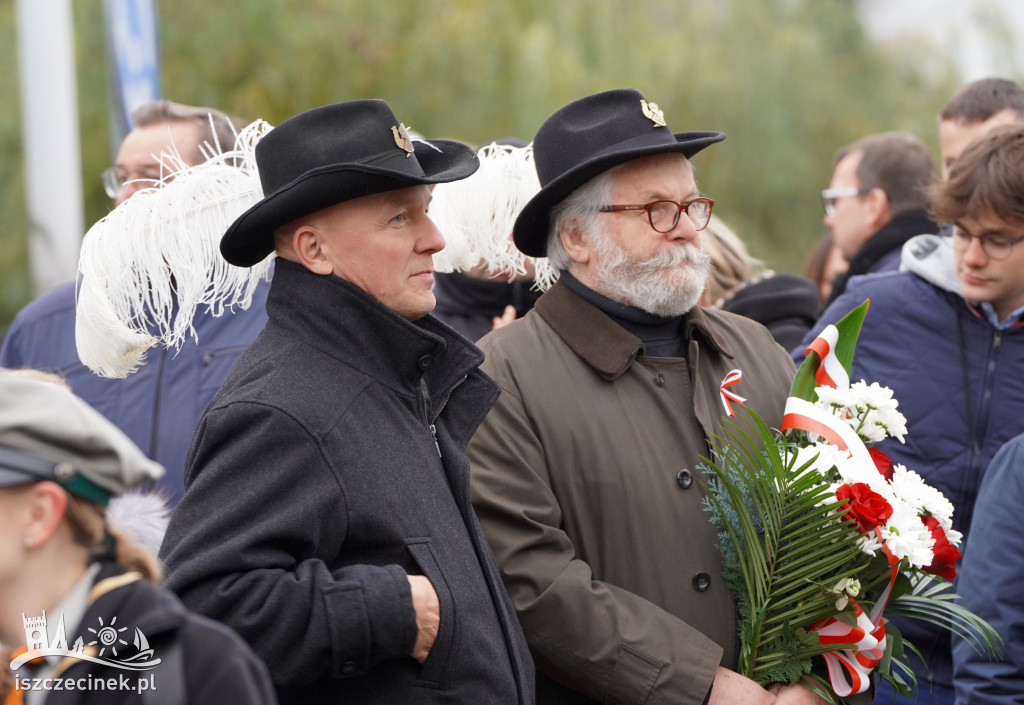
[0,369,276,704]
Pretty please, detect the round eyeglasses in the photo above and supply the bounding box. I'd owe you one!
[599,197,713,233]
[101,166,164,199]
[952,225,1024,261]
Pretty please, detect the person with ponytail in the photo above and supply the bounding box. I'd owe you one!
[0,369,276,704]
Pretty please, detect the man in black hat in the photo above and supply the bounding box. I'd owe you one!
[467,89,829,704]
[158,99,534,705]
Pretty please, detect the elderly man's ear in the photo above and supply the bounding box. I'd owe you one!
[559,222,592,266]
[275,223,334,276]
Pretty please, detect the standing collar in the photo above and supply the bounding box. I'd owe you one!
[265,259,484,393]
[534,276,734,380]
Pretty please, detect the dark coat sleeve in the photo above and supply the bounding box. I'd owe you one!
[160,401,418,688]
[952,435,1024,704]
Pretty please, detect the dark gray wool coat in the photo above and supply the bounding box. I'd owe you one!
[160,259,535,705]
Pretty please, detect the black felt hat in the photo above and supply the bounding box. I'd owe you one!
[512,88,726,257]
[221,99,480,267]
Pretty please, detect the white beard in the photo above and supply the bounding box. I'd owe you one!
[588,226,711,317]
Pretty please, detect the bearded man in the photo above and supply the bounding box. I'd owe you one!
[467,89,820,704]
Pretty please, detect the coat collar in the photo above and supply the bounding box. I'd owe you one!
[265,259,485,395]
[534,277,735,380]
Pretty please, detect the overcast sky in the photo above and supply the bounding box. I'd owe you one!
[859,0,1024,81]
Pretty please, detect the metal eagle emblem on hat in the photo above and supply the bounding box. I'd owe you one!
[640,99,667,127]
[392,123,415,157]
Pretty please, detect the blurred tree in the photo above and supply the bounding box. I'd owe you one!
[0,0,1007,335]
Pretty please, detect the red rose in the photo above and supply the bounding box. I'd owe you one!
[868,447,895,482]
[836,483,893,533]
[921,516,961,581]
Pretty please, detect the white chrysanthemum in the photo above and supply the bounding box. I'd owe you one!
[834,456,889,491]
[814,381,908,444]
[944,526,964,548]
[889,465,955,527]
[855,529,884,557]
[888,465,930,510]
[880,502,935,568]
[788,442,849,481]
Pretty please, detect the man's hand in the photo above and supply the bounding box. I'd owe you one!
[709,667,777,705]
[769,682,830,705]
[491,305,518,331]
[407,575,440,663]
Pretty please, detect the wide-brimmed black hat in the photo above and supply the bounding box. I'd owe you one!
[512,88,726,257]
[222,99,479,267]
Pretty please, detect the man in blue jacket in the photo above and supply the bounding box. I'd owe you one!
[159,99,534,705]
[796,124,1024,704]
[0,100,268,505]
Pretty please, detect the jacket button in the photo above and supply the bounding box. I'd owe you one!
[417,355,433,370]
[341,661,357,675]
[692,571,711,592]
[676,468,693,489]
[654,373,666,386]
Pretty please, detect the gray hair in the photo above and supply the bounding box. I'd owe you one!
[131,99,246,164]
[545,168,618,271]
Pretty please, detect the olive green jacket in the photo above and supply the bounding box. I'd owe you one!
[468,279,795,705]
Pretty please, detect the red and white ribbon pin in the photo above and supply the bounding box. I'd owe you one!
[719,369,746,416]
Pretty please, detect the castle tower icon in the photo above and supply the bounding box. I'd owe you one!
[23,612,48,651]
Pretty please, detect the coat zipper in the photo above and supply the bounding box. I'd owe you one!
[975,328,1003,464]
[419,375,468,459]
[419,378,442,458]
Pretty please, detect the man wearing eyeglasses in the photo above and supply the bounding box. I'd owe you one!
[466,90,832,704]
[0,99,268,505]
[799,123,1024,705]
[102,100,242,205]
[819,132,939,306]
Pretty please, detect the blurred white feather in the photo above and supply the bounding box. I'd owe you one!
[430,142,557,290]
[106,488,171,556]
[76,120,274,378]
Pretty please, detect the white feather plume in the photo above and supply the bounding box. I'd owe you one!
[430,142,558,290]
[76,120,274,378]
[106,489,170,556]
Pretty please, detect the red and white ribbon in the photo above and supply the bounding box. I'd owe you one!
[719,369,746,416]
[816,604,887,696]
[806,325,849,390]
[781,397,873,465]
[815,529,900,696]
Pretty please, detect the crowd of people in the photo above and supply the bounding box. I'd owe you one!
[2,77,1024,704]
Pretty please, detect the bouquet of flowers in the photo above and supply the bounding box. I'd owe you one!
[701,301,1000,702]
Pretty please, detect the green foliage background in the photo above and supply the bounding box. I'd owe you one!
[1,0,1018,336]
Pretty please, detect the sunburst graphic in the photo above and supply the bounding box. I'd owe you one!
[86,615,129,658]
